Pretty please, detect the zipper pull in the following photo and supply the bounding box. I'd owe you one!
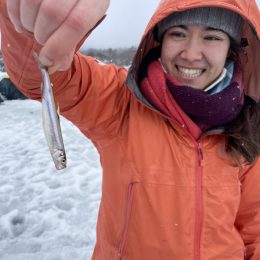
[198,142,203,165]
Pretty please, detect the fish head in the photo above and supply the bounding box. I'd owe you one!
[52,149,67,170]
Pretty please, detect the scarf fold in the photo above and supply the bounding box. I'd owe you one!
[140,60,244,139]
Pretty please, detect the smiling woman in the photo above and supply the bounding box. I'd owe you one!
[1,0,260,260]
[156,7,242,90]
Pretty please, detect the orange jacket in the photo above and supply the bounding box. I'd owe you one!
[1,0,260,259]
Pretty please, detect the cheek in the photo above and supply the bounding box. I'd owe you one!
[160,44,170,63]
[160,49,172,68]
[161,40,179,62]
[207,48,229,70]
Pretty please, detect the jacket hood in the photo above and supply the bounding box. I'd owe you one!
[126,0,260,102]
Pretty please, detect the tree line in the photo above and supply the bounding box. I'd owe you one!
[81,46,136,66]
[0,47,137,101]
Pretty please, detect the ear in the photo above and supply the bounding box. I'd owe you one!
[227,48,232,58]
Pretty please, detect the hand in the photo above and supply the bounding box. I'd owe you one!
[6,0,110,73]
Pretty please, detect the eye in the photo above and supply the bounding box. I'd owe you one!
[171,31,185,37]
[204,35,222,41]
[167,31,186,40]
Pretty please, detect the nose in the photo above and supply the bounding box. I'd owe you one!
[179,38,203,62]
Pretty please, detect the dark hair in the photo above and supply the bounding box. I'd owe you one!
[224,40,260,165]
[225,96,260,165]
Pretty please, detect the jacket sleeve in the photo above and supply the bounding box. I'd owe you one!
[0,0,130,143]
[235,158,260,259]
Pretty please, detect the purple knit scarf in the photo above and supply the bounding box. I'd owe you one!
[167,79,244,131]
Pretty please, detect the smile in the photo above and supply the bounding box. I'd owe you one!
[177,66,204,79]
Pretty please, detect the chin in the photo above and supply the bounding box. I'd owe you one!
[180,80,204,90]
[188,85,203,90]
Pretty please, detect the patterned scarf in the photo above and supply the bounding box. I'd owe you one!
[140,60,244,138]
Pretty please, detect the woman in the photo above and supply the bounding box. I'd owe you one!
[1,0,260,259]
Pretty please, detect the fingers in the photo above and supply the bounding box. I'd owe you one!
[20,0,43,32]
[39,0,109,70]
[6,0,23,32]
[6,0,110,72]
[33,0,79,44]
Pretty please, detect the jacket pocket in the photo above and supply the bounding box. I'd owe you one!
[117,182,194,260]
[118,183,135,260]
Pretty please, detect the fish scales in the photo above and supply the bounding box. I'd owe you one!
[40,67,67,170]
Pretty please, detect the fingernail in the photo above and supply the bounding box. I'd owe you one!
[48,65,59,75]
[39,55,54,67]
[14,25,23,33]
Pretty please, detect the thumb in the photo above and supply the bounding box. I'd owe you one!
[39,48,75,74]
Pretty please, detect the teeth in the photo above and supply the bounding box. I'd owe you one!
[178,66,203,78]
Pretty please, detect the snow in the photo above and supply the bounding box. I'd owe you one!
[0,100,102,260]
[0,71,8,81]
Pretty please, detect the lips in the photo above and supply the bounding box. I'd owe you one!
[177,66,204,79]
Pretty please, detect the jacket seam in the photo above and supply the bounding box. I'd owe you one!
[18,37,38,88]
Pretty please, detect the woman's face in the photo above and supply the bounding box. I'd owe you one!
[160,24,231,90]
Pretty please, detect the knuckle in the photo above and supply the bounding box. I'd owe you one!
[40,4,62,23]
[40,5,67,27]
[65,14,86,33]
[34,33,45,45]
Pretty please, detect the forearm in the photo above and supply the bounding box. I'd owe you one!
[0,0,42,100]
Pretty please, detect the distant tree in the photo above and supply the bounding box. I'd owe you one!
[81,47,137,66]
[0,47,138,101]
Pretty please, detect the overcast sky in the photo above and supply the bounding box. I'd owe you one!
[1,0,260,50]
[82,0,160,49]
[84,0,260,49]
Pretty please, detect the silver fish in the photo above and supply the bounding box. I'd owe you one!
[39,66,67,170]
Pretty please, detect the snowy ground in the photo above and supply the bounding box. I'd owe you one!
[0,100,102,260]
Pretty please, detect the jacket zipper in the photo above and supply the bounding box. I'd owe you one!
[125,95,213,260]
[194,142,203,260]
[118,183,135,260]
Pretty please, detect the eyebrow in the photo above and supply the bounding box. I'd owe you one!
[205,27,225,33]
[172,25,187,30]
[171,25,225,33]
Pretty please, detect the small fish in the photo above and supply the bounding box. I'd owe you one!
[39,66,67,170]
